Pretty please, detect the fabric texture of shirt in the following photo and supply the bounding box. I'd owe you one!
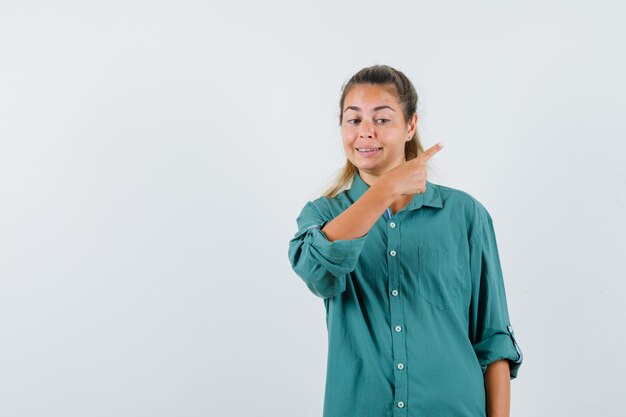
[287,171,523,417]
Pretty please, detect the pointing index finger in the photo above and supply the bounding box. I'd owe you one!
[419,142,444,162]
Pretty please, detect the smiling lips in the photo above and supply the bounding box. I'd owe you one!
[356,147,382,156]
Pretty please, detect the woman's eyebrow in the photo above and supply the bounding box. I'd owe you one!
[343,105,396,113]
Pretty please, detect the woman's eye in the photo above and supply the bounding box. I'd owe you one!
[345,118,388,125]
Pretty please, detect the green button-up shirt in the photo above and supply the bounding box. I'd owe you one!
[288,171,523,417]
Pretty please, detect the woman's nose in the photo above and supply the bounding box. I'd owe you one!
[359,120,375,138]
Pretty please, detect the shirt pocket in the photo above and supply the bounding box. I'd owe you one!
[417,244,464,310]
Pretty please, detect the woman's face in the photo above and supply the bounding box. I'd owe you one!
[341,83,417,180]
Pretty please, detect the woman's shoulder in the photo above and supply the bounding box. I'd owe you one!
[429,181,491,219]
[300,188,354,220]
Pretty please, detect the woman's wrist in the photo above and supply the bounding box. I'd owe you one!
[372,175,400,201]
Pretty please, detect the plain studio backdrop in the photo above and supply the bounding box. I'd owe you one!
[1,1,625,416]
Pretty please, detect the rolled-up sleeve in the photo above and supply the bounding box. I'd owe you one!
[468,205,523,379]
[287,201,368,299]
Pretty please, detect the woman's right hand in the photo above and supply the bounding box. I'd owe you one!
[381,142,444,197]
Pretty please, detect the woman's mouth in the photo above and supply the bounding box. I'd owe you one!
[356,147,382,156]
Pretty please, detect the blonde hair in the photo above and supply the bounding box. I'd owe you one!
[321,65,425,199]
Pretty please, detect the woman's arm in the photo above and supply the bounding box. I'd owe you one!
[322,143,443,242]
[321,178,398,242]
[485,359,511,417]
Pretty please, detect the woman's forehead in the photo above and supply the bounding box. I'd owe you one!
[344,84,399,111]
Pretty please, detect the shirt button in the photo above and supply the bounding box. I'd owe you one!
[391,289,399,296]
[389,250,397,256]
[389,222,396,228]
[397,362,404,370]
[395,325,402,332]
[397,401,405,408]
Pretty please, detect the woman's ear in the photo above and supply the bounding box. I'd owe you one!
[407,113,418,140]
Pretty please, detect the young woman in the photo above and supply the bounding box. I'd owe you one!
[287,65,523,417]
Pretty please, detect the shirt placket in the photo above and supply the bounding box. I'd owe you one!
[385,208,408,415]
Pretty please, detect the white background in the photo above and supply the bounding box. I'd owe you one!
[1,1,625,416]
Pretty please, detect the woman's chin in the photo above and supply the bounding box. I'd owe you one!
[356,160,382,170]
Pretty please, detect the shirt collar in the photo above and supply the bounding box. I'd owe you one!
[348,170,443,210]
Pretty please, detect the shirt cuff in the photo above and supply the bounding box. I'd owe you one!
[473,325,523,379]
[303,225,368,276]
